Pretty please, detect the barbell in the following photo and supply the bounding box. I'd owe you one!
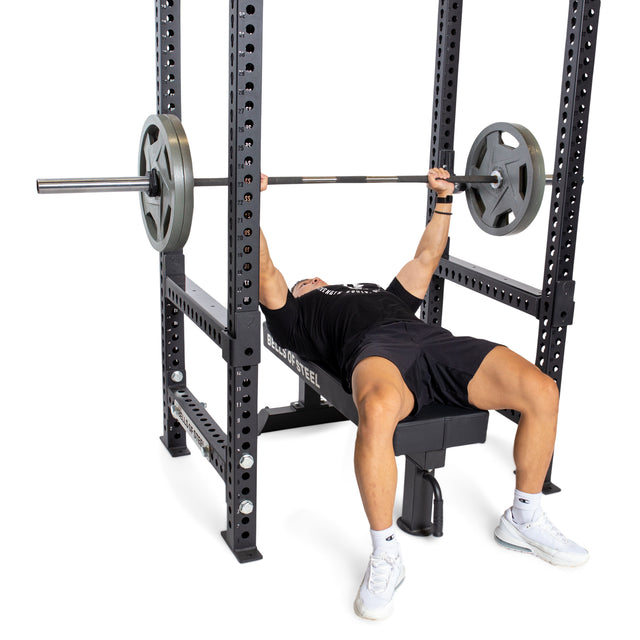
[37,115,552,251]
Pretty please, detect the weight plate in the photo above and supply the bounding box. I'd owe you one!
[139,114,194,251]
[464,122,545,236]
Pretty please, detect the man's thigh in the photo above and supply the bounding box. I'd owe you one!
[467,345,552,412]
[351,356,416,424]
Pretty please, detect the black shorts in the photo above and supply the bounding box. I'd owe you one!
[349,321,499,414]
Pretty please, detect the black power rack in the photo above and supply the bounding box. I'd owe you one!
[154,0,600,562]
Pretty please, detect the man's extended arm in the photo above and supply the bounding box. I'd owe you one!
[259,174,289,309]
[395,168,455,300]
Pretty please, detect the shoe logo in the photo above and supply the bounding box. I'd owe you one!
[385,535,395,542]
[518,498,530,504]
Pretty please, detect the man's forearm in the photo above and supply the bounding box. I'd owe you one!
[414,200,452,263]
[392,169,454,299]
[259,228,289,308]
[260,228,275,274]
[258,176,290,308]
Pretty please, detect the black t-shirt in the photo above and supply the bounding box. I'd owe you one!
[261,278,423,385]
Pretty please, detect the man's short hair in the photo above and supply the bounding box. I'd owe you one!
[291,279,306,294]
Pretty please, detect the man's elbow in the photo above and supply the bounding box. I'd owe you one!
[417,251,442,276]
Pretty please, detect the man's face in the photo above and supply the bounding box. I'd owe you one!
[292,277,328,298]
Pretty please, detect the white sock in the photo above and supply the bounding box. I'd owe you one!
[370,525,400,558]
[512,489,542,524]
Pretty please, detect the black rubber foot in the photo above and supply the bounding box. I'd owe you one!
[159,436,191,458]
[397,517,434,537]
[542,481,561,495]
[221,530,263,563]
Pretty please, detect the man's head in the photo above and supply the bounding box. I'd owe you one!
[291,277,328,298]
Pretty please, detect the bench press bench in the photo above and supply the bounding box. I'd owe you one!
[259,326,489,537]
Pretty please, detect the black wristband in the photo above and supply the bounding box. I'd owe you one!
[436,195,453,204]
[434,210,452,216]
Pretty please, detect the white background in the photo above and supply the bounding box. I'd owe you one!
[2,1,638,637]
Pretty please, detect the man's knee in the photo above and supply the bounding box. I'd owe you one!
[522,370,560,418]
[356,384,406,428]
[352,357,414,428]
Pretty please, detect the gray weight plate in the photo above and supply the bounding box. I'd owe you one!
[464,122,545,236]
[139,114,194,252]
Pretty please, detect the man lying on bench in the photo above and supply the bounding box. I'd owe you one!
[258,170,588,621]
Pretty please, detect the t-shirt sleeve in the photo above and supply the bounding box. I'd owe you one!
[386,277,424,314]
[260,291,299,347]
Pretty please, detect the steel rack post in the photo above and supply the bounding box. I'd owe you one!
[156,0,190,458]
[538,0,601,388]
[220,0,264,563]
[533,0,601,492]
[423,0,600,493]
[423,0,464,326]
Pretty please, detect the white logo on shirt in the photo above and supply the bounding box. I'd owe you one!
[317,283,383,296]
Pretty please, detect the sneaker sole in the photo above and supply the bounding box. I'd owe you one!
[494,517,589,568]
[353,574,405,621]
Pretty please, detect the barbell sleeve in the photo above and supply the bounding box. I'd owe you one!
[36,176,152,194]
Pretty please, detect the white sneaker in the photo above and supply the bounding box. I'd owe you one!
[494,508,589,567]
[354,552,405,620]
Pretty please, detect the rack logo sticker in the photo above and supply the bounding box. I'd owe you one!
[266,333,320,390]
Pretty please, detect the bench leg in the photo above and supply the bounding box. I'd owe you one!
[259,380,344,434]
[397,456,444,537]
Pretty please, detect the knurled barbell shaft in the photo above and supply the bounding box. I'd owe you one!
[262,175,501,185]
[37,173,553,194]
